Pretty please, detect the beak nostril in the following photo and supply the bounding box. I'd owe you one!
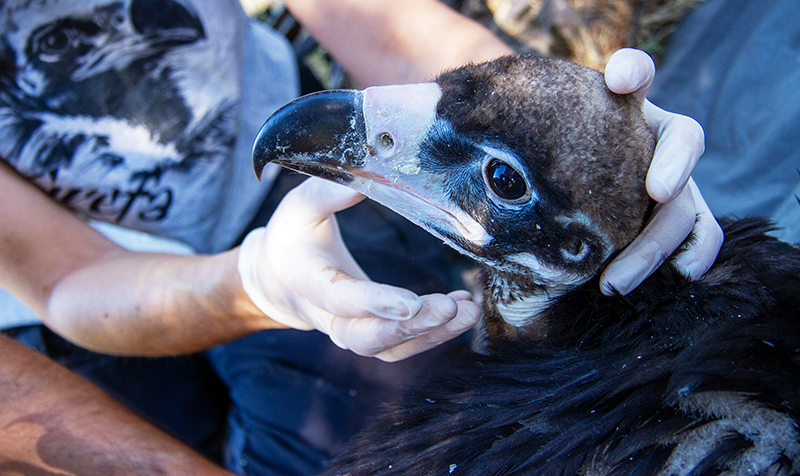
[378,132,395,150]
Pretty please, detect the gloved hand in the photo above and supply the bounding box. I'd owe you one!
[600,48,724,295]
[238,177,481,362]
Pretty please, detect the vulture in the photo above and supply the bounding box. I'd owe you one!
[252,54,800,476]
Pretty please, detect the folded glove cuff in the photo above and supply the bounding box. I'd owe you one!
[238,227,314,330]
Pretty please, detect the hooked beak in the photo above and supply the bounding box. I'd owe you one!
[252,83,492,248]
[252,89,367,182]
[73,0,205,81]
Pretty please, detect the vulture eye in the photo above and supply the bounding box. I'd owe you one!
[486,159,527,201]
[34,27,76,61]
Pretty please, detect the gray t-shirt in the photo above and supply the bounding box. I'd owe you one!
[0,0,298,328]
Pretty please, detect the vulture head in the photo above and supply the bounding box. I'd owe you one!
[253,54,655,340]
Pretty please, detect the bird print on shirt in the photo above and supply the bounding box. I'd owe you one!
[0,0,239,226]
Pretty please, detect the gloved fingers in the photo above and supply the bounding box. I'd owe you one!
[265,179,372,284]
[374,297,481,362]
[604,48,656,102]
[605,48,706,204]
[241,230,426,332]
[327,292,479,360]
[671,180,724,279]
[601,48,717,295]
[600,180,698,296]
[310,270,424,322]
[327,293,458,354]
[251,235,426,328]
[443,290,475,302]
[280,177,367,224]
[644,100,706,202]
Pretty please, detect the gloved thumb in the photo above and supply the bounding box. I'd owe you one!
[288,177,367,220]
[604,48,655,103]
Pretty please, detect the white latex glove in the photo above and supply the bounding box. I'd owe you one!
[600,48,724,295]
[238,177,481,362]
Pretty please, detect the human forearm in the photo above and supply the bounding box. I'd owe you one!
[46,247,282,356]
[0,334,234,475]
[0,161,279,356]
[284,0,512,86]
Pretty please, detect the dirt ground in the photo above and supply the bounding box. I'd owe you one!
[239,0,703,71]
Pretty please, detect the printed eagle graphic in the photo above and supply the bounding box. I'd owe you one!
[0,0,239,225]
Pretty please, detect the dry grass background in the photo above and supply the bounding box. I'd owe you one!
[240,0,703,74]
[440,0,703,69]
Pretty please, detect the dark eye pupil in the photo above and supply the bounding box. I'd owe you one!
[488,159,526,200]
[39,29,71,55]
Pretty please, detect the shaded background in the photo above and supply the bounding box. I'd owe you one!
[239,0,704,74]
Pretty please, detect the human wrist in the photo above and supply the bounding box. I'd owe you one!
[237,227,313,330]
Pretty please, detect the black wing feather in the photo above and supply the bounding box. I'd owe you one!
[327,218,800,476]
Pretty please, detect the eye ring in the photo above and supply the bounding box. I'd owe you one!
[485,158,527,201]
[560,237,589,262]
[34,26,76,61]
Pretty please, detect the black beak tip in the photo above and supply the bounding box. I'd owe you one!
[251,134,269,181]
[251,90,365,181]
[253,164,265,181]
[251,106,288,181]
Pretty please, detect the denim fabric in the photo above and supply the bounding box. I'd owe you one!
[209,169,468,475]
[207,329,450,475]
[649,0,800,244]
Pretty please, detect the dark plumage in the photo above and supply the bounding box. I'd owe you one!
[327,218,800,476]
[253,54,800,475]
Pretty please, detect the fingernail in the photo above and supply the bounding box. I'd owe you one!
[648,176,673,203]
[602,243,662,296]
[672,249,703,280]
[373,295,422,320]
[600,269,638,296]
[599,274,619,296]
